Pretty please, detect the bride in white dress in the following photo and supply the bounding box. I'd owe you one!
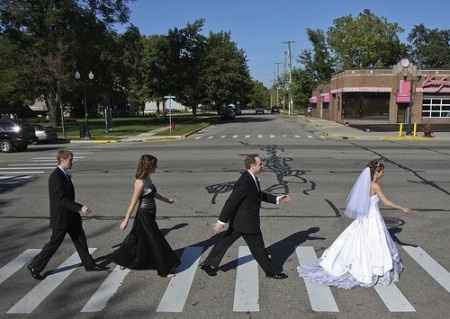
[298,159,412,288]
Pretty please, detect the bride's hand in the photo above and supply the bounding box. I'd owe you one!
[120,219,129,231]
[402,207,412,213]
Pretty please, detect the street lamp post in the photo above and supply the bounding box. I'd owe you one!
[75,70,94,139]
[164,95,175,135]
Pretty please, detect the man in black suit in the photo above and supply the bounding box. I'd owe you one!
[201,154,290,279]
[27,149,107,280]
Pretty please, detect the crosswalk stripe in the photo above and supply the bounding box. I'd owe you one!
[308,136,313,138]
[282,134,287,138]
[195,137,202,140]
[269,134,275,138]
[374,284,415,312]
[0,171,45,174]
[257,134,263,138]
[232,135,238,139]
[295,135,301,138]
[207,136,214,139]
[245,135,250,138]
[157,246,203,312]
[0,167,54,170]
[296,247,339,312]
[403,246,450,293]
[233,246,259,312]
[7,248,96,314]
[8,163,55,166]
[0,249,41,285]
[81,266,130,312]
[221,135,226,138]
[0,175,32,180]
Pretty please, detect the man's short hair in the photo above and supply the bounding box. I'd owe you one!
[56,149,73,164]
[245,154,260,169]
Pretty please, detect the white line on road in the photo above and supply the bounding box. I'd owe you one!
[221,135,226,138]
[295,135,301,138]
[245,135,251,139]
[257,134,263,139]
[81,266,130,312]
[282,134,287,138]
[0,249,41,285]
[0,171,45,175]
[207,136,214,140]
[233,246,259,312]
[232,135,238,139]
[0,167,54,170]
[403,246,450,293]
[269,134,275,139]
[195,136,202,140]
[374,284,415,312]
[0,175,32,180]
[308,136,313,138]
[296,247,339,312]
[157,246,203,312]
[8,163,55,167]
[7,248,96,314]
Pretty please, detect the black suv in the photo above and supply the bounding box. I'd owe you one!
[0,119,37,152]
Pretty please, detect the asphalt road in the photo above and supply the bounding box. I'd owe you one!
[1,114,449,319]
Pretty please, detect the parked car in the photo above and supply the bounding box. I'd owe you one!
[255,107,265,114]
[221,106,236,120]
[0,119,37,152]
[271,106,280,114]
[32,124,58,143]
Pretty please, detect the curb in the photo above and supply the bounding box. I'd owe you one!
[69,139,119,144]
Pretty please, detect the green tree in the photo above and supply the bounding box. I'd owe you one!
[249,80,269,107]
[327,9,406,69]
[408,24,450,68]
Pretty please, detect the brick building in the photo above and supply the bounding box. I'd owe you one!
[309,61,450,124]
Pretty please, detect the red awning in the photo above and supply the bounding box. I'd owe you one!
[396,80,411,103]
[321,93,331,103]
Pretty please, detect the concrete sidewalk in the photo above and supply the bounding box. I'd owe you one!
[300,116,450,141]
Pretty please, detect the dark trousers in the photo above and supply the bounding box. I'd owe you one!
[203,228,275,275]
[30,219,95,273]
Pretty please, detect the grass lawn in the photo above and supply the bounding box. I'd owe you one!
[51,114,217,140]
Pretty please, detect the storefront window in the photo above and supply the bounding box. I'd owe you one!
[422,96,450,118]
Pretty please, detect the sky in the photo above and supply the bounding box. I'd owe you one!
[117,0,450,87]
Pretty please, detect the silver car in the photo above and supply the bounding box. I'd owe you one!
[33,124,58,143]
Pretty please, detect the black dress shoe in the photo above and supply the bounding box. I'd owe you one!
[200,264,218,277]
[85,264,109,271]
[27,264,45,280]
[266,273,288,280]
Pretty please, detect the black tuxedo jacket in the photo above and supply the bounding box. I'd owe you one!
[49,168,82,229]
[218,171,277,234]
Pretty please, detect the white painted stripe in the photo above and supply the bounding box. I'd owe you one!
[207,136,214,139]
[0,249,41,285]
[257,134,263,138]
[195,137,202,140]
[282,134,287,138]
[0,171,45,174]
[233,246,259,312]
[8,163,55,167]
[157,246,203,312]
[7,248,96,314]
[269,134,275,138]
[232,135,238,139]
[295,135,301,138]
[245,135,251,139]
[0,167,54,170]
[308,135,313,138]
[31,160,64,163]
[296,247,339,312]
[0,175,32,180]
[403,246,450,293]
[221,135,226,138]
[81,266,130,312]
[32,156,85,160]
[374,284,415,312]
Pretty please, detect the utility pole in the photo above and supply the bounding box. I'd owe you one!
[283,41,295,116]
[275,62,282,108]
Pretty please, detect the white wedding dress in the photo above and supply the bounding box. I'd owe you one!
[298,194,403,288]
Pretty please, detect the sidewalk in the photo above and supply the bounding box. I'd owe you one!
[300,116,450,141]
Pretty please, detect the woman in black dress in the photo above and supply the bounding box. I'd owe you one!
[112,154,180,277]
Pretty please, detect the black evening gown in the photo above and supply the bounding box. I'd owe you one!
[112,178,180,276]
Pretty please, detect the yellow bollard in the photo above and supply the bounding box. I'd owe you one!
[413,123,417,137]
[399,123,404,137]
